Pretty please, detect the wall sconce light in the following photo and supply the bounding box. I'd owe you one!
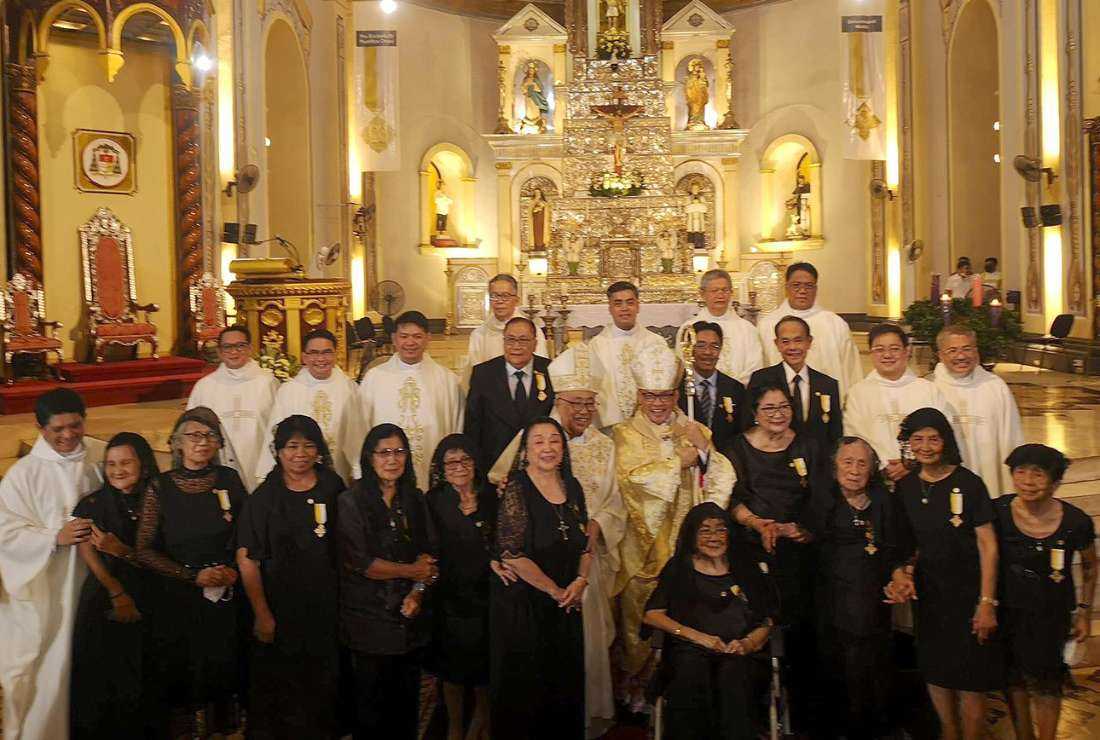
[380,0,398,13]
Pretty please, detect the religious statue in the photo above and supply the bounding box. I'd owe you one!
[685,182,707,250]
[784,172,811,238]
[563,233,583,275]
[432,181,457,246]
[519,62,549,134]
[604,0,623,32]
[526,187,552,251]
[684,59,710,131]
[658,230,678,273]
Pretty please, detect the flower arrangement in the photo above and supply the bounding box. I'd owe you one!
[596,29,631,61]
[258,331,301,382]
[589,171,644,197]
[902,297,1022,365]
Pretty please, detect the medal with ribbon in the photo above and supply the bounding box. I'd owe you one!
[214,489,232,523]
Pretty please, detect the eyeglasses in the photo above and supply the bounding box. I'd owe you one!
[640,391,676,402]
[558,397,597,411]
[182,431,220,443]
[489,292,518,302]
[218,341,249,352]
[692,341,722,353]
[373,447,409,459]
[303,348,336,358]
[941,345,977,357]
[788,281,817,292]
[443,456,475,471]
[503,336,534,346]
[703,286,731,295]
[758,404,792,416]
[870,346,906,357]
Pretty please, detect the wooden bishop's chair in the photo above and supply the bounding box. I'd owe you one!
[0,272,63,382]
[189,272,228,355]
[78,207,159,362]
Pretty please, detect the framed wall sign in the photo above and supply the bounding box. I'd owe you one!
[74,129,136,194]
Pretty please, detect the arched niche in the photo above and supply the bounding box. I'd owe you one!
[419,143,476,248]
[673,167,720,254]
[758,134,823,246]
[108,3,190,85]
[512,58,555,134]
[264,18,313,261]
[673,54,718,131]
[517,176,559,257]
[948,0,1000,270]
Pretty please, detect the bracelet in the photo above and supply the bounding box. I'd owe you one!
[108,591,125,600]
[978,596,999,606]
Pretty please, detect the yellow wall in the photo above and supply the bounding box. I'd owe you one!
[38,36,177,360]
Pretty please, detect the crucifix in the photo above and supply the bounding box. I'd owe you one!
[591,87,643,175]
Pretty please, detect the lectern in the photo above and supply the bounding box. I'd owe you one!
[226,258,350,369]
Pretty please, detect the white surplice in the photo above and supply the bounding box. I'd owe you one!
[257,367,365,485]
[465,310,548,368]
[587,325,669,427]
[0,438,102,740]
[843,369,956,465]
[933,363,1024,497]
[358,354,464,490]
[756,300,864,399]
[187,359,278,491]
[677,307,763,384]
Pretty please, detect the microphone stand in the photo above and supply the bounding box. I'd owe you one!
[250,235,305,274]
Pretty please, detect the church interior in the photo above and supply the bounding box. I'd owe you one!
[2,0,1100,735]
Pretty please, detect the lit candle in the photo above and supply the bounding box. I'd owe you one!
[989,298,1002,328]
[940,292,952,323]
[971,275,983,307]
[950,489,963,516]
[1051,547,1065,572]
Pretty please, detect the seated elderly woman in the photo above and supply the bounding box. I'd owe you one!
[995,444,1097,740]
[642,501,775,740]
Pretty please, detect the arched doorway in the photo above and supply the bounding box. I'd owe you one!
[948,0,1000,271]
[264,20,311,262]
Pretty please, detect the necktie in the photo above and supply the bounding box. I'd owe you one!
[513,370,528,406]
[791,374,805,424]
[697,378,712,426]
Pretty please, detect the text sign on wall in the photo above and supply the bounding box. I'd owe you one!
[357,31,397,47]
[841,16,883,33]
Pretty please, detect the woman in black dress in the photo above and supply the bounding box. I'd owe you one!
[425,434,493,740]
[885,407,1002,740]
[491,416,591,740]
[996,444,1097,740]
[237,415,345,739]
[338,423,437,739]
[136,406,248,738]
[808,436,897,739]
[642,501,775,739]
[722,382,824,731]
[71,432,160,739]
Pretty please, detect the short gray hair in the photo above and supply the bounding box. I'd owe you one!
[935,324,977,350]
[699,269,732,291]
[488,273,518,291]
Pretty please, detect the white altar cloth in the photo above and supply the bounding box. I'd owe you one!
[565,303,698,330]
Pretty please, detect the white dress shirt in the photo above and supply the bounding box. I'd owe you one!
[783,363,811,422]
[506,360,534,398]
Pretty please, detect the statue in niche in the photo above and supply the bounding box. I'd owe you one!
[563,233,583,275]
[519,62,549,134]
[604,0,624,32]
[684,59,710,131]
[784,171,811,238]
[685,182,707,250]
[432,180,457,246]
[658,230,678,273]
[526,187,552,251]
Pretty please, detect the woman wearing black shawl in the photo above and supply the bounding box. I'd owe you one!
[71,432,160,739]
[885,407,1003,740]
[642,501,775,739]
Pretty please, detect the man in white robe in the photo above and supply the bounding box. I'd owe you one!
[756,262,864,398]
[359,310,464,489]
[677,268,762,384]
[257,328,365,484]
[844,324,956,481]
[187,325,278,490]
[588,281,669,428]
[933,325,1024,496]
[464,273,547,371]
[0,389,102,740]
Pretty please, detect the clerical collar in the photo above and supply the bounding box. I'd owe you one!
[396,357,422,371]
[31,435,88,463]
[611,323,638,338]
[222,359,260,381]
[871,368,916,386]
[700,307,730,321]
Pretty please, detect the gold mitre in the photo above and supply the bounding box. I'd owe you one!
[548,343,604,393]
[631,343,679,391]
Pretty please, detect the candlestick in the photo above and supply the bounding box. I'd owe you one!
[989,298,1002,328]
[971,275,983,307]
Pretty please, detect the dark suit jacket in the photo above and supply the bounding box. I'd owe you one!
[465,355,555,473]
[677,370,748,453]
[746,362,843,455]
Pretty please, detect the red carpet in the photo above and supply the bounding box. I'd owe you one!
[0,357,212,414]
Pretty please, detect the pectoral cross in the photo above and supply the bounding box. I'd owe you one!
[225,396,257,431]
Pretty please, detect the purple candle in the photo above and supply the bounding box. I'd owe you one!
[940,292,952,324]
[931,273,941,303]
[989,299,1002,328]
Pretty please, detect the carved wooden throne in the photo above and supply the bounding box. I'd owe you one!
[189,272,228,355]
[79,208,159,362]
[0,272,63,381]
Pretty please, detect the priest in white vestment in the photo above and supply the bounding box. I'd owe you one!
[844,324,956,481]
[464,274,547,372]
[677,268,762,384]
[187,326,278,490]
[359,311,465,489]
[257,329,365,484]
[756,262,864,398]
[588,281,669,428]
[0,389,102,740]
[933,325,1024,497]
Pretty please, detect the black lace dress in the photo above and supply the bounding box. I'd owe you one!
[490,470,587,740]
[136,465,247,718]
[995,494,1095,695]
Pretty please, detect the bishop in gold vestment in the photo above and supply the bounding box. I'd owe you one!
[611,345,734,707]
